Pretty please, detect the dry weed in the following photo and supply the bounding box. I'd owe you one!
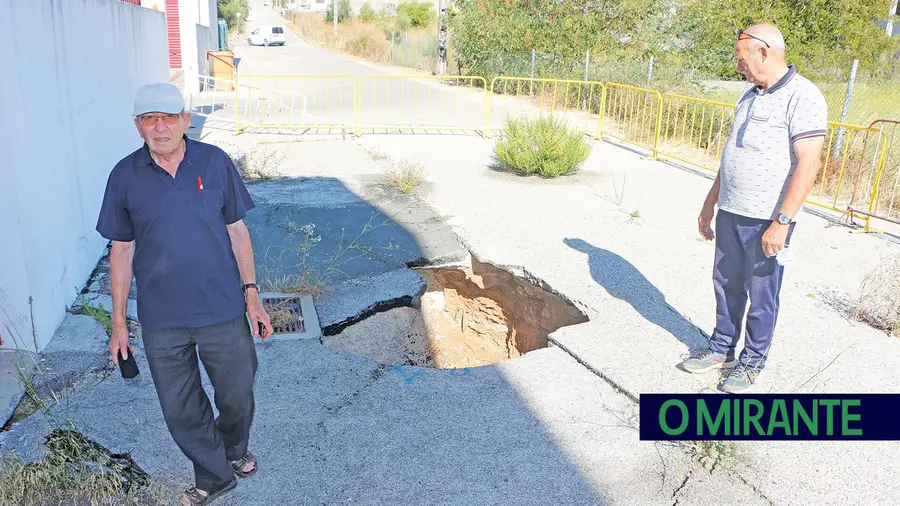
[382,158,425,195]
[853,253,900,336]
[0,430,176,506]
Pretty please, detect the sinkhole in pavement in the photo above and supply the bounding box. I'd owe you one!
[323,259,589,369]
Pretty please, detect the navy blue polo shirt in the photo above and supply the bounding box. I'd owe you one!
[96,136,255,330]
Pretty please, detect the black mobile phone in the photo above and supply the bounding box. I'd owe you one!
[258,321,267,338]
[118,350,140,379]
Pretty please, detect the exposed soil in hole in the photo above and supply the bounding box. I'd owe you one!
[323,259,588,368]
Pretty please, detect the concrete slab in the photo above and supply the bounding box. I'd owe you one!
[315,267,426,334]
[0,350,37,427]
[29,315,115,410]
[1,338,760,506]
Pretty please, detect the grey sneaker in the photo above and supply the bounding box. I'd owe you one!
[719,365,758,393]
[680,349,736,374]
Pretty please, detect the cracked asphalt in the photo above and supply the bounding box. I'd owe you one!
[0,169,759,505]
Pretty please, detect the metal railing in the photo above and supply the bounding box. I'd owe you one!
[808,121,883,215]
[851,120,900,231]
[656,94,736,172]
[598,83,663,155]
[187,73,899,231]
[186,75,237,120]
[355,75,489,134]
[234,74,356,133]
[487,77,605,136]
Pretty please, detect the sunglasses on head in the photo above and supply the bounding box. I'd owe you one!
[737,29,770,48]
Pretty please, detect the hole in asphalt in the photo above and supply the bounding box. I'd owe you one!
[322,258,589,369]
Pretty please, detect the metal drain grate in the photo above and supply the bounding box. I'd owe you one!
[261,296,305,334]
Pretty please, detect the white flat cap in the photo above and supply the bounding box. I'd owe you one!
[133,82,185,116]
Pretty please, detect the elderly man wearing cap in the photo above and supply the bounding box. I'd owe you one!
[679,24,827,393]
[96,83,272,505]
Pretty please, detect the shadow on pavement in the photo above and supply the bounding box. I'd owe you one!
[563,237,708,352]
[0,175,609,505]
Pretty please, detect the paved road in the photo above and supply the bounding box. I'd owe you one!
[195,0,490,133]
[192,0,601,135]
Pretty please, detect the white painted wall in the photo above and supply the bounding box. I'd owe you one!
[196,23,215,81]
[0,0,168,352]
[179,0,218,93]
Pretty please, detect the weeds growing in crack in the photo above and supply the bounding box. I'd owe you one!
[626,209,642,225]
[683,440,742,472]
[257,210,401,298]
[1,302,171,504]
[612,171,627,207]
[364,145,388,162]
[212,140,289,181]
[0,429,176,506]
[79,297,113,338]
[381,158,426,195]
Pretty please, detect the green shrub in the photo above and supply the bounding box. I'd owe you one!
[325,0,352,23]
[359,3,376,22]
[494,114,592,178]
[396,0,432,28]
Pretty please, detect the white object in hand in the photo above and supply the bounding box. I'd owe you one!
[775,247,794,266]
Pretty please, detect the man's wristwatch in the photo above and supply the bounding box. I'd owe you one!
[776,212,792,225]
[242,283,259,293]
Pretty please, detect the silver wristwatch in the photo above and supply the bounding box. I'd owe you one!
[776,212,791,225]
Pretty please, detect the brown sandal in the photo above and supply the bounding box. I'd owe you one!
[180,479,237,506]
[230,451,258,478]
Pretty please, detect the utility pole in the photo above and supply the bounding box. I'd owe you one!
[888,0,899,36]
[437,0,449,75]
[333,0,338,35]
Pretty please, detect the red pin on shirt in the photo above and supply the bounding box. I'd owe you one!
[197,176,203,194]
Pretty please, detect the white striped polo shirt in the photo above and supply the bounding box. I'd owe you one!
[717,65,828,221]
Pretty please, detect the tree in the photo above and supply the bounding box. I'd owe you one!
[217,0,249,33]
[672,0,900,79]
[448,0,661,78]
[325,0,353,23]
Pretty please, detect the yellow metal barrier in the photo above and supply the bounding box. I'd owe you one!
[849,119,900,231]
[355,75,489,134]
[804,121,884,216]
[487,77,605,136]
[234,74,357,133]
[598,83,663,156]
[656,94,736,172]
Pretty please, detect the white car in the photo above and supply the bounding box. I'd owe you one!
[247,26,286,46]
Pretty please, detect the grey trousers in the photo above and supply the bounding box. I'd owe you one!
[142,315,258,492]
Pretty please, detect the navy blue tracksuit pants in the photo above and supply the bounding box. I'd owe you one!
[708,210,795,372]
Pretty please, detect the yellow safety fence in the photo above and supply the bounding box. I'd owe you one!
[218,73,898,230]
[234,74,357,133]
[487,77,606,136]
[847,120,900,231]
[656,93,735,172]
[355,75,489,134]
[598,83,663,155]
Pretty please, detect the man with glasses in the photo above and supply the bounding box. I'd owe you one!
[679,24,827,393]
[96,83,273,505]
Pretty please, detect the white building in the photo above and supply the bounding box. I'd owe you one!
[138,0,220,94]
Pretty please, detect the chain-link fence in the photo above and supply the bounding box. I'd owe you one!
[437,49,900,128]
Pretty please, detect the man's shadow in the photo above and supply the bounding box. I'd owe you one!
[564,238,709,352]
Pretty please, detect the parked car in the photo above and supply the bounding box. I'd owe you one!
[247,26,285,46]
